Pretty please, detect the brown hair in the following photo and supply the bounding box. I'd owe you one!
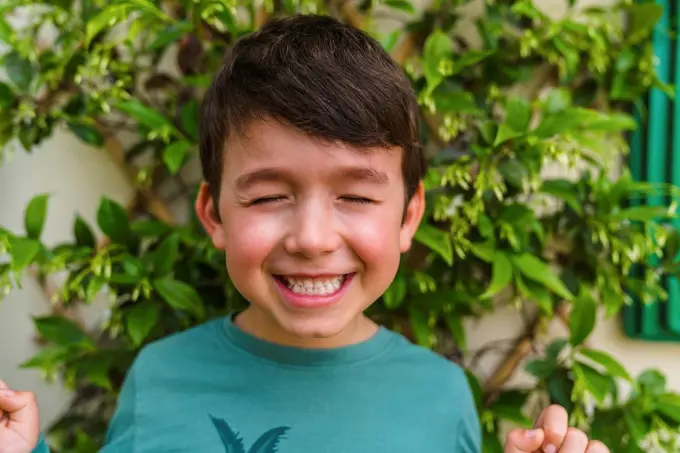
[199,14,425,205]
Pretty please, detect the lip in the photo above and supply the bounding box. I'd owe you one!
[273,273,355,310]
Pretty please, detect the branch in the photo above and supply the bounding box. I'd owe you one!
[94,121,176,225]
[482,308,547,400]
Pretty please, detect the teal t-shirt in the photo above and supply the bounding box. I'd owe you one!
[34,314,480,452]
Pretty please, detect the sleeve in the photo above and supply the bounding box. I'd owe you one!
[31,435,50,453]
[455,368,482,453]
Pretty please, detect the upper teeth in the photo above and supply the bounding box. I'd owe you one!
[284,276,345,295]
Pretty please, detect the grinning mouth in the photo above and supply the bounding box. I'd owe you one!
[274,274,349,296]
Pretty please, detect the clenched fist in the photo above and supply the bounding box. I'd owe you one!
[0,380,40,453]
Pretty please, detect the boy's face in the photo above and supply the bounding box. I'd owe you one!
[196,119,424,347]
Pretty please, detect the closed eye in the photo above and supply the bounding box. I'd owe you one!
[341,196,374,204]
[249,196,286,206]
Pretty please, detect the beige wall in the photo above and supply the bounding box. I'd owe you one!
[2,0,679,432]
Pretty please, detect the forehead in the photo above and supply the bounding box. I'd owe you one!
[222,120,403,183]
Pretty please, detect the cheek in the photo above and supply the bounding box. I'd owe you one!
[346,209,402,274]
[223,211,282,272]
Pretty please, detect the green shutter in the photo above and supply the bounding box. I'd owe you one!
[622,0,680,341]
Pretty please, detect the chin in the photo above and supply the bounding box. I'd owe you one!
[279,313,349,340]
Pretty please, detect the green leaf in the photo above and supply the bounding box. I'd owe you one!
[547,369,574,412]
[153,278,205,319]
[115,99,174,131]
[488,390,532,427]
[384,0,415,14]
[408,306,432,347]
[0,82,16,109]
[0,16,12,44]
[131,219,171,237]
[480,252,513,299]
[578,348,631,382]
[573,363,611,404]
[479,121,496,145]
[483,432,503,453]
[470,241,494,262]
[655,393,680,423]
[637,369,666,396]
[626,3,663,41]
[34,316,92,347]
[544,88,572,113]
[74,216,96,248]
[445,312,466,350]
[9,237,40,271]
[97,197,131,244]
[516,275,553,314]
[414,223,453,266]
[20,345,73,371]
[150,21,193,49]
[151,234,179,276]
[609,205,674,222]
[126,302,160,346]
[540,179,582,214]
[451,50,493,75]
[85,5,117,41]
[493,123,523,146]
[505,96,531,132]
[180,99,200,141]
[67,121,105,147]
[465,370,483,410]
[383,272,406,309]
[85,2,164,44]
[510,254,574,301]
[378,29,401,53]
[545,339,568,361]
[163,140,191,174]
[569,291,597,346]
[24,194,49,240]
[4,51,33,92]
[525,359,557,379]
[434,91,479,114]
[422,31,453,89]
[75,352,114,391]
[624,408,649,446]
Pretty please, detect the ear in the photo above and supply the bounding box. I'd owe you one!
[195,182,227,250]
[399,181,425,253]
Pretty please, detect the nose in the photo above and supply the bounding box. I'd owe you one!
[283,199,341,258]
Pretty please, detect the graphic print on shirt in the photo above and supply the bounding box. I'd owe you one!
[210,415,291,453]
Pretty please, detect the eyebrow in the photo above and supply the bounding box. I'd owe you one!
[235,168,290,191]
[338,167,389,185]
[234,166,390,191]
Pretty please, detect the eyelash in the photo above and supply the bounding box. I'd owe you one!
[248,196,374,205]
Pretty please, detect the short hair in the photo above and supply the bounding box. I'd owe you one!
[199,14,425,205]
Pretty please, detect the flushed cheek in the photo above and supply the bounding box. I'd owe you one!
[346,218,402,279]
[223,213,282,276]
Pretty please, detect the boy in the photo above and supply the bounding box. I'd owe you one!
[0,15,609,453]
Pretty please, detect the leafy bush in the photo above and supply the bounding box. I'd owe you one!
[2,0,680,451]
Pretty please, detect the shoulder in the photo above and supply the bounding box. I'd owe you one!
[380,328,472,392]
[130,317,227,373]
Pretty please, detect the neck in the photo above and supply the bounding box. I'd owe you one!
[234,307,379,349]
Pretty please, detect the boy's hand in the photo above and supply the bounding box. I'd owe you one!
[0,380,40,453]
[504,405,609,453]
